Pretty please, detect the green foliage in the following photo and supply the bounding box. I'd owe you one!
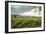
[11,17,41,28]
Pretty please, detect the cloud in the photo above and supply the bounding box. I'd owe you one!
[11,5,32,15]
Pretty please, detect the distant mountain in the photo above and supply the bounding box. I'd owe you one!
[11,14,21,16]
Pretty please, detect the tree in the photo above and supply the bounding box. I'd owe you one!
[38,7,41,15]
[32,6,41,15]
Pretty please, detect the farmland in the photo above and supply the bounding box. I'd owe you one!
[11,16,41,28]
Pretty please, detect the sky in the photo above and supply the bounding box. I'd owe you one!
[11,5,32,15]
[11,5,42,16]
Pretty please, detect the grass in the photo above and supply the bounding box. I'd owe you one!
[11,16,41,28]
